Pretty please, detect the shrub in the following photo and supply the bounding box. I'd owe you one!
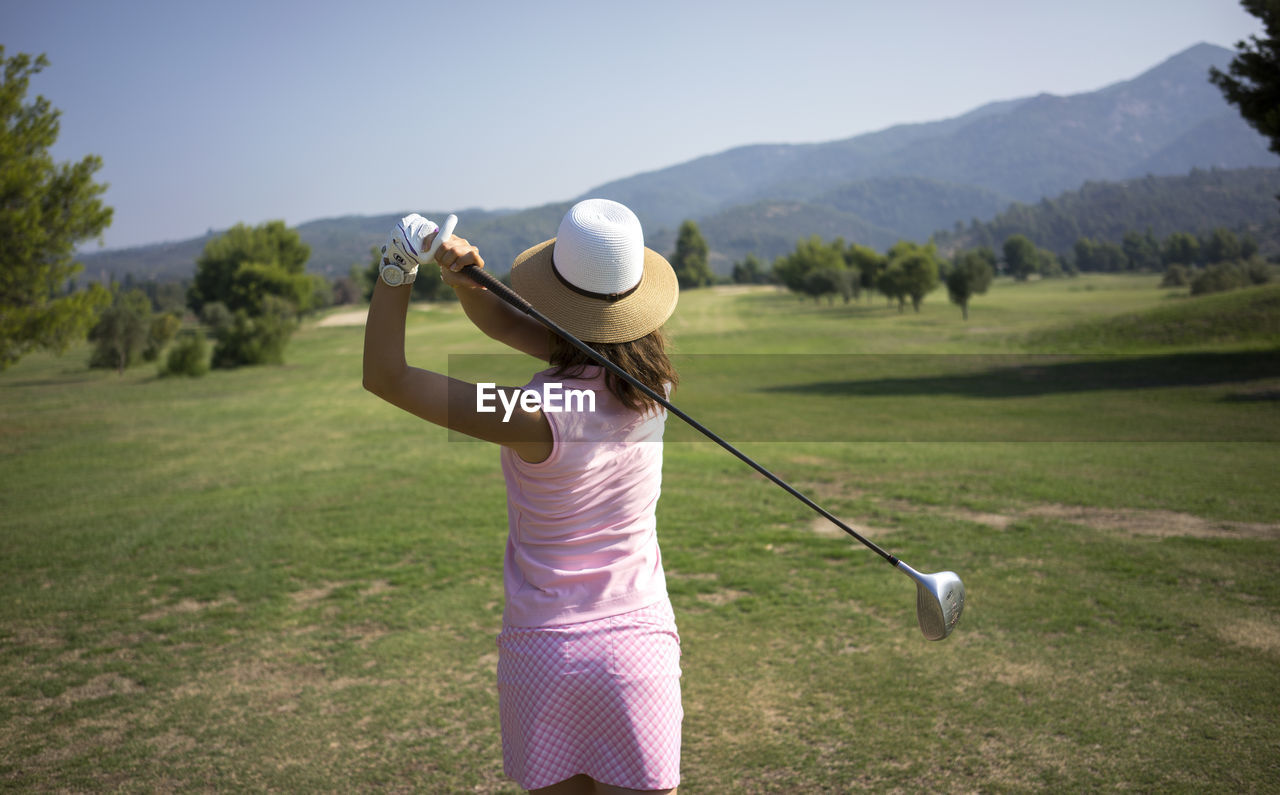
[1161,264,1191,288]
[1191,259,1274,296]
[210,296,296,368]
[88,288,151,373]
[142,312,182,362]
[162,330,210,377]
[1245,260,1275,286]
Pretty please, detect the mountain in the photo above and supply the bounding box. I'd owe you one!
[587,43,1274,232]
[645,177,1016,272]
[77,204,572,285]
[79,43,1279,283]
[933,166,1280,257]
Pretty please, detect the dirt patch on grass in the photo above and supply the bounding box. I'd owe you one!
[992,659,1058,688]
[1216,616,1280,658]
[147,728,198,757]
[943,507,1017,530]
[1021,504,1279,540]
[360,579,394,597]
[140,597,238,622]
[696,589,750,606]
[809,516,896,541]
[290,582,344,606]
[7,625,64,650]
[879,499,1279,540]
[56,673,145,705]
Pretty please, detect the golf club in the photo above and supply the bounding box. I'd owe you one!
[439,218,965,640]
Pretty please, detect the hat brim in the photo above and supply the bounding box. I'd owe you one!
[510,239,678,343]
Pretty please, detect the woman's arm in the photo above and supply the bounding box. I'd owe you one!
[451,283,551,361]
[434,237,550,361]
[362,234,552,463]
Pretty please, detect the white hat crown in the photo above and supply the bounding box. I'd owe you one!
[553,199,645,296]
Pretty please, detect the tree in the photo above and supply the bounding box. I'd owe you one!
[331,273,362,305]
[88,288,152,374]
[886,240,940,312]
[898,252,940,312]
[844,243,885,299]
[1210,1,1280,158]
[801,269,840,304]
[1,48,114,369]
[411,263,453,302]
[1161,232,1201,266]
[947,250,995,320]
[1072,236,1126,272]
[1002,235,1038,280]
[189,221,311,367]
[1037,248,1064,278]
[1203,227,1243,264]
[773,235,846,296]
[876,264,908,312]
[833,264,859,303]
[362,246,381,302]
[670,219,714,288]
[731,253,769,284]
[1122,230,1162,271]
[188,220,311,315]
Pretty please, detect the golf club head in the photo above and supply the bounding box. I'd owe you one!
[896,562,965,640]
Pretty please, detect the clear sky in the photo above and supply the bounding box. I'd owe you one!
[2,0,1265,250]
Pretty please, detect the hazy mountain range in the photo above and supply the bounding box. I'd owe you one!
[79,42,1279,283]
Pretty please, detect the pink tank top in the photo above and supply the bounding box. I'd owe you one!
[499,365,669,627]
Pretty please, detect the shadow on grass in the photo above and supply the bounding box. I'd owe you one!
[1221,388,1280,403]
[0,375,100,388]
[760,351,1280,400]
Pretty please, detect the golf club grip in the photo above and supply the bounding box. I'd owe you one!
[460,265,899,567]
[463,265,534,313]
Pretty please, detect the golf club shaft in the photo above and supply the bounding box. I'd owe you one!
[462,265,901,567]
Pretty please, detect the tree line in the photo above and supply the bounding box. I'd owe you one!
[738,230,994,319]
[665,217,1276,320]
[932,168,1280,260]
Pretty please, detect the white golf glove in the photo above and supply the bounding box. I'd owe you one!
[382,213,439,270]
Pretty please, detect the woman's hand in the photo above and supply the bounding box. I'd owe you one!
[426,230,485,289]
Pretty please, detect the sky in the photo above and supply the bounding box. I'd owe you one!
[2,0,1266,251]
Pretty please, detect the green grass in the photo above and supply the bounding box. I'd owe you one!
[1026,282,1280,352]
[2,274,1278,792]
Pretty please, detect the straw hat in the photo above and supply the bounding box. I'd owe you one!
[510,199,678,343]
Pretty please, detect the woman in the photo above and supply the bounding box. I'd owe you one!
[363,199,682,794]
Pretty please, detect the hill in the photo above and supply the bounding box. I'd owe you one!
[649,176,1015,271]
[1025,283,1280,351]
[77,43,1278,283]
[933,167,1280,257]
[77,204,574,283]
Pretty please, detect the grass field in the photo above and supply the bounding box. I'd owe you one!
[2,275,1278,792]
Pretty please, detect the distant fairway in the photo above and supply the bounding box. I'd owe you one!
[2,275,1277,792]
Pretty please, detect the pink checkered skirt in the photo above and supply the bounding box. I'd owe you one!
[496,599,682,791]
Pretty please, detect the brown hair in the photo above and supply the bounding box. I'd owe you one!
[548,328,678,414]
